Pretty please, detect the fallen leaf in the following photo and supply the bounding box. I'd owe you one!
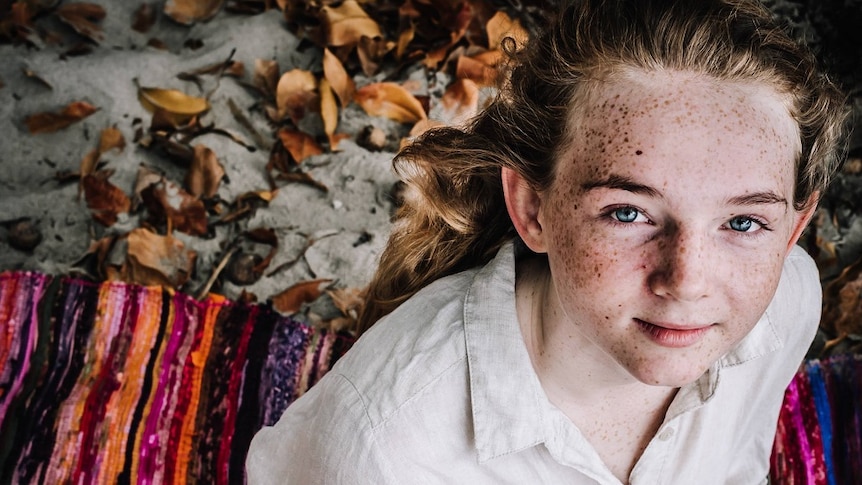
[275,68,317,123]
[185,144,225,198]
[354,82,427,123]
[123,227,197,287]
[99,126,126,154]
[137,85,210,123]
[356,35,395,77]
[321,0,381,47]
[55,3,106,43]
[271,278,333,314]
[82,172,132,226]
[132,3,157,33]
[822,257,862,338]
[22,67,52,89]
[253,59,280,99]
[164,0,224,25]
[401,118,445,149]
[25,101,98,134]
[327,287,363,319]
[440,78,479,126]
[133,164,165,210]
[178,59,245,81]
[277,128,323,163]
[396,23,414,60]
[322,48,354,107]
[141,180,209,235]
[319,78,340,149]
[485,11,528,50]
[455,52,501,86]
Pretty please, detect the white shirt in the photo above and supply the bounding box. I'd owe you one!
[247,242,820,484]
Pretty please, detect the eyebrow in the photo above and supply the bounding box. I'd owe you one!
[581,174,662,198]
[725,192,788,207]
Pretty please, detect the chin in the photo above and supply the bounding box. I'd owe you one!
[627,360,713,388]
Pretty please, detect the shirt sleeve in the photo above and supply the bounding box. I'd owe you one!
[246,373,397,484]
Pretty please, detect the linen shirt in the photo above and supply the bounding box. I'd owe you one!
[247,241,821,484]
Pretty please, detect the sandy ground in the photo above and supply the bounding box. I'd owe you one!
[0,4,411,315]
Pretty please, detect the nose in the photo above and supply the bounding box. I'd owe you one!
[648,227,711,302]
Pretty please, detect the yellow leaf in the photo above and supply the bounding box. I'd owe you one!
[319,78,340,149]
[322,0,381,47]
[354,82,427,123]
[322,48,354,108]
[98,126,126,154]
[485,11,529,50]
[138,86,210,119]
[275,69,317,123]
[164,0,223,25]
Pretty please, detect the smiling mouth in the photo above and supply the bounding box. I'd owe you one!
[635,319,712,348]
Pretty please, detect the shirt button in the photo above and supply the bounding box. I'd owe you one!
[658,428,675,441]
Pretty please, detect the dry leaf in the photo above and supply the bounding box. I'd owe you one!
[277,128,323,163]
[253,59,279,98]
[485,11,528,50]
[321,0,381,47]
[99,126,126,154]
[164,0,224,25]
[82,172,132,226]
[356,36,395,77]
[123,227,196,288]
[185,144,225,198]
[354,82,427,123]
[319,78,340,149]
[396,24,415,60]
[132,3,157,33]
[271,278,333,314]
[322,48,354,107]
[327,287,363,319]
[275,69,318,123]
[440,78,479,126]
[822,257,862,338]
[178,59,245,81]
[138,85,210,123]
[56,3,106,43]
[455,52,500,86]
[141,180,209,235]
[25,101,98,134]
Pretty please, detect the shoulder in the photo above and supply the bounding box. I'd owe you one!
[766,244,821,357]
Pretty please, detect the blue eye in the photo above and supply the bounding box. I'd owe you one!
[728,216,757,232]
[613,207,640,223]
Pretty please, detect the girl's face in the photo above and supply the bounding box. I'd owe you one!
[532,70,814,387]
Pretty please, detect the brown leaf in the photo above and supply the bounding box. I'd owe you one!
[123,227,196,288]
[185,144,225,198]
[55,3,105,43]
[356,36,395,77]
[164,0,224,25]
[98,126,126,154]
[455,52,501,87]
[277,127,323,163]
[322,48,354,108]
[132,3,157,33]
[137,85,210,122]
[822,257,862,338]
[253,59,280,99]
[354,82,427,123]
[82,172,132,226]
[178,59,245,81]
[440,78,479,126]
[276,69,318,123]
[25,101,98,134]
[485,11,528,50]
[133,164,165,209]
[271,278,333,314]
[319,78,340,149]
[327,287,363,319]
[141,180,209,236]
[321,0,381,47]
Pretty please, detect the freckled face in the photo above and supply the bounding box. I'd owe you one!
[538,70,807,387]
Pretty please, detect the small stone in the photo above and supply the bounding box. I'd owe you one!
[8,219,42,252]
[225,252,263,286]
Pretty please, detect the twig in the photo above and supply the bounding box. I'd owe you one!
[197,245,239,299]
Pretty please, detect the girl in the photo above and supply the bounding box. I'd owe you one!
[248,0,849,483]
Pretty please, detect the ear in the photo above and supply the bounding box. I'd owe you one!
[502,167,548,253]
[786,191,819,252]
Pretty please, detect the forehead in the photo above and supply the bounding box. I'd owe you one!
[558,70,801,190]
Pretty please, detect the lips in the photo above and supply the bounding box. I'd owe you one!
[635,318,712,348]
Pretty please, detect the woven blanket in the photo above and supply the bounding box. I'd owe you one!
[0,271,353,484]
[1,271,860,483]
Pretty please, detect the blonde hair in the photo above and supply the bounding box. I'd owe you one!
[357,0,850,334]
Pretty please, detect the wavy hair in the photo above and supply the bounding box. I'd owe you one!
[356,0,850,333]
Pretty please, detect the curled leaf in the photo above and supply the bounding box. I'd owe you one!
[322,48,354,107]
[185,144,225,198]
[141,179,209,236]
[319,78,340,149]
[164,0,224,25]
[276,69,317,123]
[354,82,427,123]
[485,11,529,50]
[440,78,479,126]
[277,128,323,163]
[253,59,280,99]
[25,101,98,134]
[138,85,210,122]
[271,278,333,314]
[123,227,197,288]
[321,0,381,47]
[56,3,105,42]
[82,172,132,226]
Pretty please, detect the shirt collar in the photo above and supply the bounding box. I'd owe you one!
[464,241,547,462]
